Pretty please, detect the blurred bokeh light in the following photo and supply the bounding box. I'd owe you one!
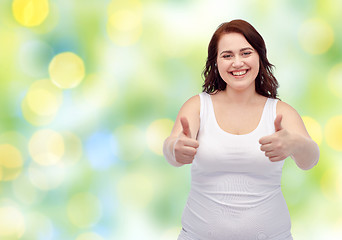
[12,0,49,27]
[0,0,341,239]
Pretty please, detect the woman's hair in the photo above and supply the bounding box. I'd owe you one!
[202,19,279,99]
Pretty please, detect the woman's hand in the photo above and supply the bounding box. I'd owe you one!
[259,114,294,162]
[173,117,199,164]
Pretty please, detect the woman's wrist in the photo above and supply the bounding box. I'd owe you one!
[163,137,184,167]
[289,133,319,170]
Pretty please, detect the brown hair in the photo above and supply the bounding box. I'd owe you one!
[202,19,279,99]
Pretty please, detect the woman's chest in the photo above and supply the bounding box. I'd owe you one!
[192,129,283,174]
[214,108,263,135]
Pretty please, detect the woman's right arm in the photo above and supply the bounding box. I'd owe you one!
[163,95,201,167]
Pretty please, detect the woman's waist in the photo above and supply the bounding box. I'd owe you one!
[189,181,281,208]
[181,190,291,240]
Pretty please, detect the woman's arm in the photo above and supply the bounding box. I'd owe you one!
[278,101,319,170]
[259,101,320,170]
[163,95,200,167]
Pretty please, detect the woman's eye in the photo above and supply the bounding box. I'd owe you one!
[242,52,252,56]
[223,55,232,58]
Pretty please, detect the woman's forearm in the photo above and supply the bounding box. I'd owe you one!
[291,134,320,170]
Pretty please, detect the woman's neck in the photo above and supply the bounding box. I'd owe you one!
[220,86,261,105]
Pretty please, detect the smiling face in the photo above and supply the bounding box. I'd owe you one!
[216,32,260,93]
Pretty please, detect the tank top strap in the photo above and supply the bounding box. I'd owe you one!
[198,92,214,132]
[261,98,279,132]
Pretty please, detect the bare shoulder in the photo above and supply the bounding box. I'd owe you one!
[276,100,300,117]
[178,94,201,122]
[185,94,200,105]
[170,94,201,138]
[276,100,309,136]
[179,94,200,113]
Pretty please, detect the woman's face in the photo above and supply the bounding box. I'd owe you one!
[216,32,260,92]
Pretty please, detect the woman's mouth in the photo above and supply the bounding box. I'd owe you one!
[230,70,248,77]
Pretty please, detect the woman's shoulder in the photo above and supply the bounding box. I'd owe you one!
[276,99,301,118]
[180,94,201,112]
[187,93,201,103]
[275,99,309,135]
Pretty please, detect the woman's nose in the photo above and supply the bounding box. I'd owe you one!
[232,57,244,68]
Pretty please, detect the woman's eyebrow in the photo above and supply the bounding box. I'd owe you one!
[240,47,254,52]
[220,47,254,55]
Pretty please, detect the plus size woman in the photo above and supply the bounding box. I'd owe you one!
[163,19,319,240]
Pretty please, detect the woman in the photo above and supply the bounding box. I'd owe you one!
[163,19,319,240]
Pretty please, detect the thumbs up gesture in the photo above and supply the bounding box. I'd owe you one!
[173,117,199,164]
[259,114,293,162]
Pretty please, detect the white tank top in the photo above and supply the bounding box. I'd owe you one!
[179,92,293,240]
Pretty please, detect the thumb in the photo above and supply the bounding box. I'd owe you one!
[180,117,191,138]
[274,114,283,132]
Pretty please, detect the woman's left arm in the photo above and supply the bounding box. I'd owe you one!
[259,101,320,170]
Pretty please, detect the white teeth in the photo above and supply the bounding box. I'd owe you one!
[232,70,247,76]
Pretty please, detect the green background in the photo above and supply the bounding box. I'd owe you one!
[0,0,342,239]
